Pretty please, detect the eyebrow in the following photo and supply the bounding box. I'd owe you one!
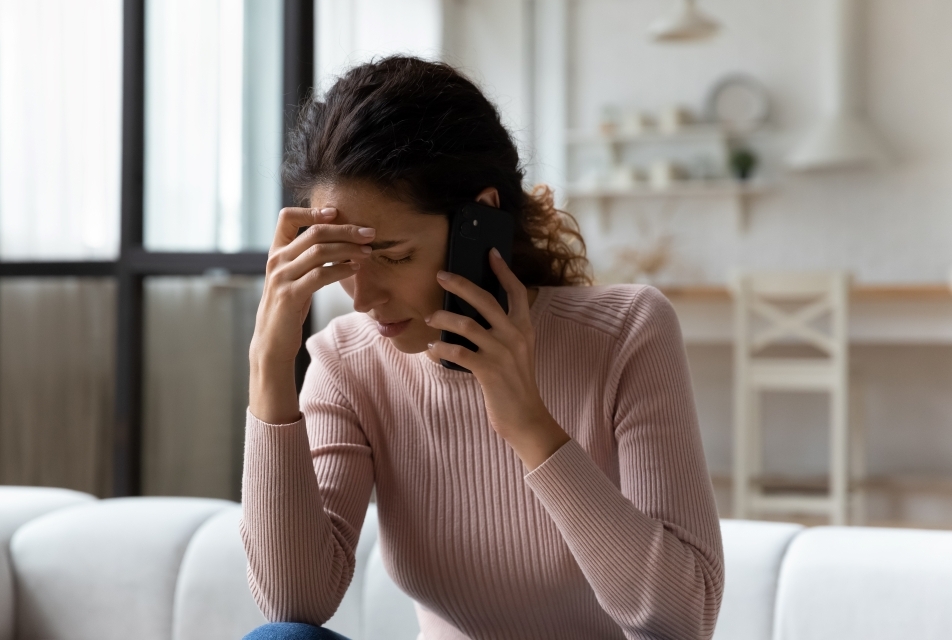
[369,239,411,251]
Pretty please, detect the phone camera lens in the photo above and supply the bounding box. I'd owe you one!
[460,215,480,240]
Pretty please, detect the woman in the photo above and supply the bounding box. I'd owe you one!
[242,56,723,640]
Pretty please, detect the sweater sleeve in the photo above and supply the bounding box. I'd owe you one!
[240,328,375,625]
[523,286,724,640]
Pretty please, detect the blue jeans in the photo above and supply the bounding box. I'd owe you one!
[243,622,351,640]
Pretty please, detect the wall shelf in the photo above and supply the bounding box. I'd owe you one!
[563,121,770,231]
[565,179,764,199]
[565,180,770,231]
[566,124,727,146]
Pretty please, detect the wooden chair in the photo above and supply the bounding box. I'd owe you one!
[731,271,864,525]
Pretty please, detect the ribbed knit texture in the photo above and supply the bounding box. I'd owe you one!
[241,284,724,640]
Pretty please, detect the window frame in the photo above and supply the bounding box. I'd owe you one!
[0,0,315,497]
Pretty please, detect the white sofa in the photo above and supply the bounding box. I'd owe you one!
[2,486,951,640]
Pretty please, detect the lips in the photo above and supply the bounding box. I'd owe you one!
[374,318,412,338]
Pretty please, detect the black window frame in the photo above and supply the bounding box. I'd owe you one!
[0,0,315,498]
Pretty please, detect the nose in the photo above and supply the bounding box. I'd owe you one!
[349,265,389,313]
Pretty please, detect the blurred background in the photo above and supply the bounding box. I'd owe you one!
[1,0,950,528]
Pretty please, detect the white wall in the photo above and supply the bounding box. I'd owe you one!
[316,0,444,93]
[562,0,952,285]
[447,0,952,284]
[307,1,952,523]
[442,0,533,164]
[563,0,952,524]
[442,0,952,525]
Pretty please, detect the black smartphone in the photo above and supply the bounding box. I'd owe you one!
[440,202,515,372]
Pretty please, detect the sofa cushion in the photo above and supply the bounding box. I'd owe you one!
[714,519,804,640]
[172,506,266,640]
[324,503,382,640]
[774,526,952,640]
[362,542,420,640]
[12,496,231,640]
[0,486,95,640]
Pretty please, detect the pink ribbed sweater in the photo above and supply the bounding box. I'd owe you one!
[241,284,724,640]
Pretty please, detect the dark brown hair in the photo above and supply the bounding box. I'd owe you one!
[283,55,591,287]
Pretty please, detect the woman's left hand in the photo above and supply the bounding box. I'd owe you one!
[424,248,571,470]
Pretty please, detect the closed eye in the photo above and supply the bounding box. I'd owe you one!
[378,253,413,265]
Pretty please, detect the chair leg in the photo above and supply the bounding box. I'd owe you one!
[849,376,868,525]
[733,387,751,519]
[747,390,763,518]
[750,391,763,480]
[830,384,849,525]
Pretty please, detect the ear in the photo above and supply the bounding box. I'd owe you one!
[474,187,500,209]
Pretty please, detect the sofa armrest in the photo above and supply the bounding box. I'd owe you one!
[0,486,96,640]
[774,526,952,640]
[11,496,231,640]
[714,519,804,640]
[172,506,267,640]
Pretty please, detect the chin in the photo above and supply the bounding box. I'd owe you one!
[387,336,428,354]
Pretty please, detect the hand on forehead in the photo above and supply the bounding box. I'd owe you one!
[310,181,447,248]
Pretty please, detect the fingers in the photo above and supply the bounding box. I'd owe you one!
[282,241,372,281]
[489,248,531,330]
[424,310,499,354]
[264,205,376,306]
[270,205,377,253]
[291,261,361,300]
[426,339,481,372]
[271,207,332,250]
[282,215,376,263]
[434,268,510,330]
[426,251,534,381]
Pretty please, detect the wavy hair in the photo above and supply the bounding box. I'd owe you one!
[283,55,592,287]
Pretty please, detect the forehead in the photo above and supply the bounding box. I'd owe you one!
[309,181,445,238]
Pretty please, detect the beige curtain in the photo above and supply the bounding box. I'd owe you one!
[0,276,261,501]
[0,279,115,496]
[141,276,261,501]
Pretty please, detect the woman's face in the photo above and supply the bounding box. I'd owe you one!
[310,180,448,354]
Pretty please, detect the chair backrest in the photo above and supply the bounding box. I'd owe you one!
[730,271,850,360]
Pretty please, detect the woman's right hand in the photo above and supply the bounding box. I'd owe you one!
[248,206,375,424]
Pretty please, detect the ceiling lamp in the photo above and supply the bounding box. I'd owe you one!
[649,0,721,43]
[788,0,888,170]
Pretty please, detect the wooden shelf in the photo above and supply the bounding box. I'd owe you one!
[565,180,770,232]
[565,180,766,200]
[564,124,768,230]
[566,124,727,145]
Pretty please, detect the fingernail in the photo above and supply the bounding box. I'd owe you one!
[424,314,432,323]
[360,245,373,254]
[490,247,501,259]
[350,262,361,270]
[319,207,336,218]
[358,227,375,237]
[427,342,436,349]
[436,270,450,281]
